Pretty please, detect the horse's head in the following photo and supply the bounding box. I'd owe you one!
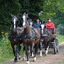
[11,14,18,31]
[22,12,29,28]
[28,19,33,27]
[22,12,33,28]
[40,21,45,34]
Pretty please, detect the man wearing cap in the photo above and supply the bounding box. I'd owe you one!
[46,18,55,33]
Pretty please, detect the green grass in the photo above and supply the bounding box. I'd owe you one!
[61,60,64,64]
[0,32,64,63]
[57,35,64,43]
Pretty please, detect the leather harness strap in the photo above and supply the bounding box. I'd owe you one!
[8,27,39,41]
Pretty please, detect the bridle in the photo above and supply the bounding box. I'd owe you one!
[22,12,28,27]
[11,15,18,31]
[40,24,45,34]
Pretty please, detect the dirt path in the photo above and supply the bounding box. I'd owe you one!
[0,42,64,64]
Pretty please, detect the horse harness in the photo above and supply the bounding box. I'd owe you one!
[8,27,39,42]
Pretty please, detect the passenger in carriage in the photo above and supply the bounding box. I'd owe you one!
[46,18,55,33]
[33,19,41,28]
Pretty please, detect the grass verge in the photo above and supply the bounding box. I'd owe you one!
[57,35,64,43]
[61,60,64,64]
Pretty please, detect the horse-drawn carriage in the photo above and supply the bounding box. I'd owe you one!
[41,34,59,54]
[40,26,59,54]
[8,13,59,64]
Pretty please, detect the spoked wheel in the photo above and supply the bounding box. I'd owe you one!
[56,39,59,53]
[54,38,59,54]
[54,43,57,54]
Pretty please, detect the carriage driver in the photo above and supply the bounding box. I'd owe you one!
[33,19,41,28]
[46,18,55,33]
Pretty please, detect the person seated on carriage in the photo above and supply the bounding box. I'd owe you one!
[33,19,41,28]
[46,18,55,34]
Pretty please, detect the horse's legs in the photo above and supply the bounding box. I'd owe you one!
[12,46,15,56]
[18,44,21,60]
[45,41,49,55]
[23,46,26,60]
[25,46,29,64]
[30,46,32,55]
[39,42,42,57]
[14,43,19,62]
[31,43,34,57]
[34,44,37,62]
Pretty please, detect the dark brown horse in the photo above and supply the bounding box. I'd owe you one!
[22,13,41,64]
[8,14,23,62]
[40,21,52,55]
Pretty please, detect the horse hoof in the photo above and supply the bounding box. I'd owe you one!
[26,61,29,64]
[28,51,30,54]
[45,50,48,56]
[30,54,34,58]
[30,53,34,58]
[23,57,25,60]
[40,54,42,57]
[33,57,36,62]
[30,55,34,58]
[40,50,42,57]
[18,56,21,60]
[14,58,17,62]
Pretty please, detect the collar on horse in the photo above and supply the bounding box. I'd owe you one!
[8,27,39,41]
[23,27,39,39]
[8,34,23,41]
[40,28,50,39]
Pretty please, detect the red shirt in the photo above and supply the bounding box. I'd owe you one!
[46,22,55,29]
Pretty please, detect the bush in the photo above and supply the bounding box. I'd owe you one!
[0,32,13,62]
[57,24,64,35]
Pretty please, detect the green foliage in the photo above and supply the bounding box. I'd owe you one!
[57,24,64,35]
[19,0,45,20]
[53,12,64,28]
[0,32,13,62]
[39,0,64,22]
[0,0,21,33]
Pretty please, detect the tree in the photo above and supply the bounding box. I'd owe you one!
[39,0,64,22]
[0,0,21,32]
[19,0,45,20]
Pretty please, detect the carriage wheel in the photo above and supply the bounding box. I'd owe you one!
[54,38,59,54]
[54,44,57,54]
[56,39,59,53]
[54,39,57,54]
